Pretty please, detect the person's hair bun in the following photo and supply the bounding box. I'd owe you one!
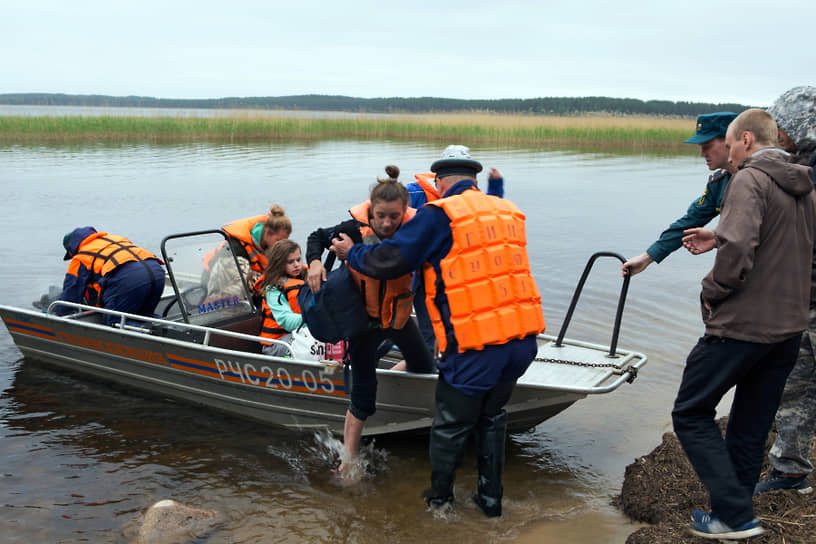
[377,165,400,184]
[384,165,399,180]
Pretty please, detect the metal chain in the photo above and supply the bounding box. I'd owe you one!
[534,356,623,369]
[535,355,639,382]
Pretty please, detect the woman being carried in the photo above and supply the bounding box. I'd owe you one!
[255,239,308,357]
[306,165,434,478]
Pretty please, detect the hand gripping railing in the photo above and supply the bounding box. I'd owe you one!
[554,252,631,357]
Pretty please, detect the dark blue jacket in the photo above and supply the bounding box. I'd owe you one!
[406,176,504,208]
[58,226,102,310]
[346,179,535,395]
[646,169,731,263]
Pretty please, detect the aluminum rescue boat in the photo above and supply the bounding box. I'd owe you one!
[0,231,646,436]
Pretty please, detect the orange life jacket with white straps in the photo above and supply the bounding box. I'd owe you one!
[68,232,161,306]
[256,277,304,345]
[347,200,417,329]
[221,214,269,274]
[423,188,545,353]
[413,173,439,203]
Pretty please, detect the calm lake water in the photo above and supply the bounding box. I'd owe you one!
[0,135,720,543]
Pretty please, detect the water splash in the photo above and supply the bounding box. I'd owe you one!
[265,443,309,484]
[309,430,390,484]
[426,500,460,522]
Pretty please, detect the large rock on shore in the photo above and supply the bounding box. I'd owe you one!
[124,499,222,544]
[615,420,816,544]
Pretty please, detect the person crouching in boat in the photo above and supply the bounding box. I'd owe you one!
[254,240,308,358]
[204,204,293,298]
[57,226,166,326]
[306,165,435,478]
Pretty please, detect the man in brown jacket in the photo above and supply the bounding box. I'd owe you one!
[673,108,816,540]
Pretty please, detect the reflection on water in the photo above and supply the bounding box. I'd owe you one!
[0,140,717,542]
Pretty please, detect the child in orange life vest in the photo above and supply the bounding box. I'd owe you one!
[255,240,307,357]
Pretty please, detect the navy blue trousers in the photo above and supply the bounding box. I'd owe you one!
[412,276,437,355]
[101,259,166,326]
[672,334,800,527]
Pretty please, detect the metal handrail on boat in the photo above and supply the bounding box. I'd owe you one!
[19,302,647,394]
[45,301,316,362]
[553,252,631,357]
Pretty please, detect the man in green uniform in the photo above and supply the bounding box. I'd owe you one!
[622,112,737,276]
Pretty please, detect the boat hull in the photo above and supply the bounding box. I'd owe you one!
[1,305,641,436]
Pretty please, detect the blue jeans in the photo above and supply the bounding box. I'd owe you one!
[347,318,434,420]
[672,334,800,527]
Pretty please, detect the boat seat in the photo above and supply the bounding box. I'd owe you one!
[207,315,263,353]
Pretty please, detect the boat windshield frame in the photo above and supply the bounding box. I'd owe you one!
[160,230,259,325]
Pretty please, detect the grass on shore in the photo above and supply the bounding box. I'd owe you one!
[0,111,696,151]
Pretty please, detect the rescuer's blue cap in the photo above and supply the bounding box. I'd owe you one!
[62,231,74,260]
[684,112,738,144]
[63,226,97,260]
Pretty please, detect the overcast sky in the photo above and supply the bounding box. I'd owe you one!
[1,0,812,107]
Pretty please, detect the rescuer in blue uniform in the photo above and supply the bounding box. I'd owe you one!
[406,169,506,355]
[332,146,544,518]
[621,112,738,276]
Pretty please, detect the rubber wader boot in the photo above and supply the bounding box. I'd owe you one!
[472,410,507,517]
[426,380,472,509]
[423,480,454,510]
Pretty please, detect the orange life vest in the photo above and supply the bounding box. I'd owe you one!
[347,200,417,329]
[423,188,545,353]
[413,173,439,203]
[221,214,269,274]
[68,232,161,305]
[256,277,304,345]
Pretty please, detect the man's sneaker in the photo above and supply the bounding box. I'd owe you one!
[689,510,765,540]
[754,469,813,496]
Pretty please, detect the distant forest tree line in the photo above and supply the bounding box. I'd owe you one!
[0,93,751,117]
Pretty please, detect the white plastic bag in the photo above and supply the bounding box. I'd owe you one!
[289,325,325,361]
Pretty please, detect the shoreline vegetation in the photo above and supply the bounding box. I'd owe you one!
[0,112,697,152]
[616,419,815,543]
[0,92,751,117]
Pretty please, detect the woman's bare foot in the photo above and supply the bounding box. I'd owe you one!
[391,359,407,371]
[334,411,364,485]
[333,459,362,485]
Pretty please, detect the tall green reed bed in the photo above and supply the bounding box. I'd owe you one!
[0,114,693,152]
